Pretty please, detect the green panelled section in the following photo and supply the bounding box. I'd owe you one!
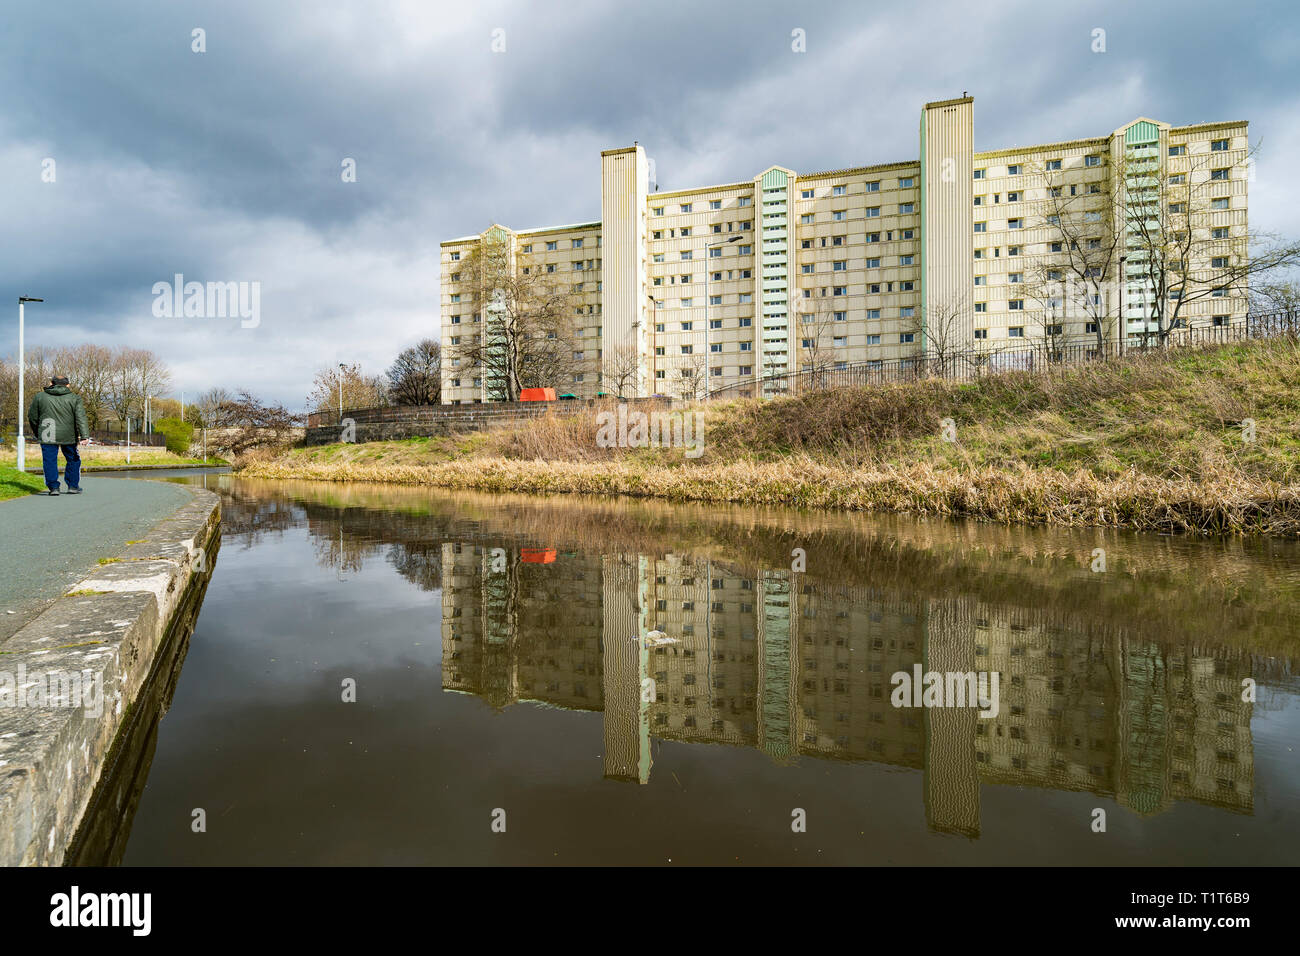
[1125,120,1159,145]
[760,570,792,759]
[760,168,788,189]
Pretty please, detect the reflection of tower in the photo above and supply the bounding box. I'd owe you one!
[479,548,520,708]
[1113,637,1170,817]
[756,569,799,762]
[602,554,651,783]
[922,597,981,838]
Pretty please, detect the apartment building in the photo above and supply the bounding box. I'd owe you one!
[440,96,1249,403]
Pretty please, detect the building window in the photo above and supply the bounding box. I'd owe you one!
[546,241,557,251]
[974,328,987,339]
[1008,326,1024,337]
[1008,218,1023,229]
[866,309,881,320]
[833,185,847,196]
[832,260,847,271]
[900,333,915,343]
[1006,164,1022,175]
[1211,138,1229,151]
[1084,154,1101,167]
[865,181,880,192]
[900,254,914,266]
[710,199,722,209]
[974,302,986,313]
[1211,168,1230,180]
[1008,299,1024,310]
[973,169,985,179]
[738,196,751,206]
[801,189,814,199]
[898,177,914,188]
[681,203,693,212]
[1045,159,1062,171]
[899,203,914,214]
[1211,198,1230,210]
[974,221,986,233]
[449,251,460,261]
[866,333,881,345]
[832,210,846,221]
[1168,145,1186,156]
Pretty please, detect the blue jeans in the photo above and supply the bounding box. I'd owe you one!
[40,443,81,491]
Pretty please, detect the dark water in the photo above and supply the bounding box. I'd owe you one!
[104,475,1300,865]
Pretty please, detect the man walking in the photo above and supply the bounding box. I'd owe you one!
[26,375,89,496]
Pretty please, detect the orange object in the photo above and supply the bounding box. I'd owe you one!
[520,548,557,564]
[519,388,556,402]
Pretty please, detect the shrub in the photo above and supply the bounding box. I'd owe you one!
[154,416,194,456]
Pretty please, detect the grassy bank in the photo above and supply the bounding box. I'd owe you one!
[0,466,46,501]
[239,339,1300,535]
[0,446,222,470]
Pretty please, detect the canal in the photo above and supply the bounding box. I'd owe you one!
[85,473,1300,864]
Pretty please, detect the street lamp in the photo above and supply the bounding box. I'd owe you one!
[703,235,742,400]
[16,297,43,471]
[645,292,658,395]
[338,362,346,424]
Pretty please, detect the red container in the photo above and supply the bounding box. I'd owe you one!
[519,388,557,402]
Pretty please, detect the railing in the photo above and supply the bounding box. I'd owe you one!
[306,395,673,429]
[705,312,1299,401]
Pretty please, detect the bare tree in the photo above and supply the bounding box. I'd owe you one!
[105,347,171,428]
[605,344,641,399]
[387,338,441,406]
[192,386,234,428]
[1120,143,1300,345]
[308,363,388,418]
[447,230,579,401]
[1251,278,1300,314]
[1026,159,1124,352]
[675,350,707,402]
[904,294,971,378]
[53,344,115,429]
[797,298,841,386]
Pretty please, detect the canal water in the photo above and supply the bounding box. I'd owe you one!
[98,473,1300,865]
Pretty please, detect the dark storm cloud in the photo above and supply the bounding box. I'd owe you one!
[0,0,1295,407]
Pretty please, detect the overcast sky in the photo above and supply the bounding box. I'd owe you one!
[2,0,1296,408]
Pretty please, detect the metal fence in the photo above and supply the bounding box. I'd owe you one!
[705,312,1300,401]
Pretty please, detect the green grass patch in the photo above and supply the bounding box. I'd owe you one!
[0,465,47,500]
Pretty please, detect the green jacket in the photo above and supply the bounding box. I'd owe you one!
[27,385,90,445]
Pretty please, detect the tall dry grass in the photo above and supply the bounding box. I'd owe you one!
[238,454,1300,536]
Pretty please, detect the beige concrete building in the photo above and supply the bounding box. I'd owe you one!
[440,96,1249,403]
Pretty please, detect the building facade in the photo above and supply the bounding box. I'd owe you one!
[439,96,1249,404]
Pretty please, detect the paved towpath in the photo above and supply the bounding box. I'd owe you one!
[0,476,192,641]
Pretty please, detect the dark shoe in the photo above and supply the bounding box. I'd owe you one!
[67,487,82,494]
[47,489,60,496]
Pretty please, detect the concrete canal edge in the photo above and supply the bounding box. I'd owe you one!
[0,484,220,866]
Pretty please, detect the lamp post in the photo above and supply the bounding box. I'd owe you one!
[338,362,346,425]
[16,297,43,471]
[645,292,658,395]
[703,236,741,400]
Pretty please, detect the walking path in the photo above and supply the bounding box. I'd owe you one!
[0,476,192,641]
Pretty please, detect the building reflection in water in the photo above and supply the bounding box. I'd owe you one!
[439,543,1255,836]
